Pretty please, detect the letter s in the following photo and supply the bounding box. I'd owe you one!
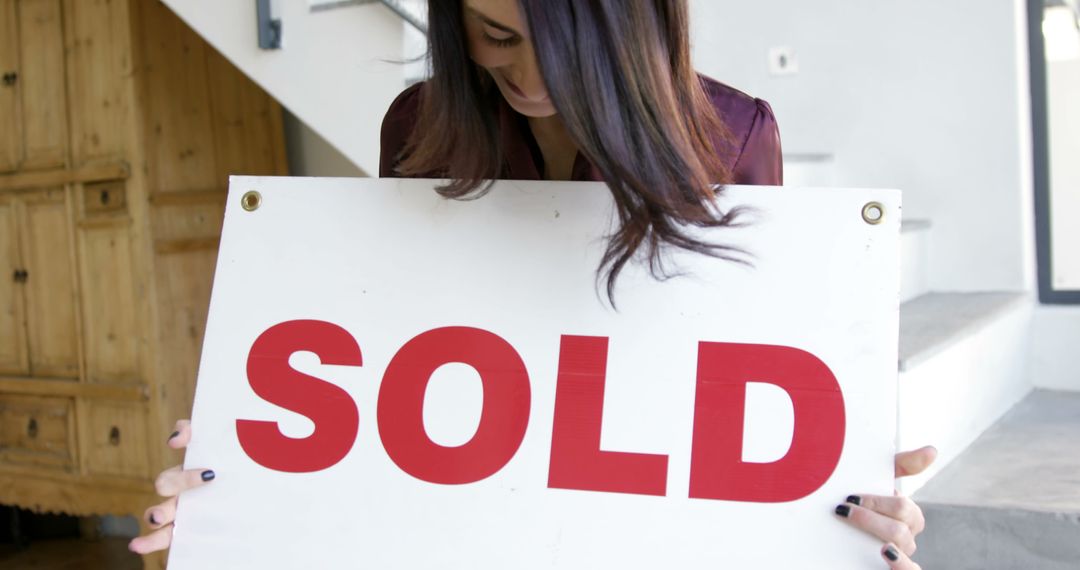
[236,320,362,473]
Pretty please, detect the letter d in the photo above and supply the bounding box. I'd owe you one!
[689,342,845,503]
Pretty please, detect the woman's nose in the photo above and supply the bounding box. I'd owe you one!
[507,63,545,94]
[507,44,545,92]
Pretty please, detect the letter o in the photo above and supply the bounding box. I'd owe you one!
[377,327,531,485]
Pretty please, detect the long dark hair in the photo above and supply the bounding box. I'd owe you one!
[397,0,751,300]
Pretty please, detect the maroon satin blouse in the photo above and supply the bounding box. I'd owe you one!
[379,74,783,186]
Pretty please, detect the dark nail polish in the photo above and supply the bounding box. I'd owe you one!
[148,512,157,525]
[201,469,215,482]
[835,504,851,517]
[167,431,179,442]
[846,495,862,506]
[883,546,899,561]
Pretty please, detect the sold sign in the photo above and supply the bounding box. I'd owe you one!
[169,178,899,569]
[238,321,844,502]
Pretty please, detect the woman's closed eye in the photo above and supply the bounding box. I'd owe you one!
[482,25,521,48]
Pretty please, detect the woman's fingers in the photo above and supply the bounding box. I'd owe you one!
[154,464,216,498]
[835,503,917,555]
[144,496,179,529]
[130,419,198,555]
[882,543,921,569]
[848,494,925,535]
[894,446,937,478]
[128,524,174,555]
[167,419,192,450]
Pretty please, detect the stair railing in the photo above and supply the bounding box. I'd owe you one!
[377,0,428,35]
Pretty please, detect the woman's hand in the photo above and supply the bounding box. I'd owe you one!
[835,446,938,569]
[128,423,935,565]
[128,420,215,555]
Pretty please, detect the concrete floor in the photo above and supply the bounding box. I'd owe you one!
[913,390,1080,569]
[915,389,1080,512]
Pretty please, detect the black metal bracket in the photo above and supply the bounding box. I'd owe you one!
[256,0,283,50]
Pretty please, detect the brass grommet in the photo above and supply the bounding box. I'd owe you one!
[862,202,885,225]
[241,190,262,212]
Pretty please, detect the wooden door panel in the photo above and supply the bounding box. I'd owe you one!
[79,221,139,383]
[0,196,28,375]
[0,394,74,470]
[139,0,218,193]
[20,188,79,377]
[17,0,68,170]
[0,0,21,173]
[64,0,133,165]
[206,53,287,183]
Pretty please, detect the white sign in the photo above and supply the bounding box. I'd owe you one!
[169,178,900,569]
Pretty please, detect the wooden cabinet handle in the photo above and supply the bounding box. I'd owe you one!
[109,426,121,446]
[27,418,38,438]
[1,72,16,87]
[12,269,28,283]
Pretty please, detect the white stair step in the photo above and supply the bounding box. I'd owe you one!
[781,153,836,187]
[898,292,1026,371]
[911,390,1080,569]
[896,292,1033,494]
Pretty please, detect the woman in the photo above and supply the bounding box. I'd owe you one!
[131,1,937,567]
[382,0,782,297]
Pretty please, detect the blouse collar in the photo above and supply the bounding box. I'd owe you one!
[496,95,603,182]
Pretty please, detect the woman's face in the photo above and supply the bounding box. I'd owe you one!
[463,0,557,118]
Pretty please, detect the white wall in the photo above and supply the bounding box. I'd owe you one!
[1047,57,1080,289]
[282,110,365,177]
[691,0,1036,293]
[159,0,408,176]
[1027,305,1080,391]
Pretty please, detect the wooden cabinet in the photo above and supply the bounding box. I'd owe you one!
[0,1,288,567]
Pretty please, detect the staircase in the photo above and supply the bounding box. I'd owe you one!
[896,221,1036,492]
[896,222,1080,568]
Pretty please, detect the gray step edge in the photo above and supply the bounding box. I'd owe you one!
[898,292,1029,372]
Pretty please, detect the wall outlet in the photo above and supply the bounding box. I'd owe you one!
[769,46,799,76]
